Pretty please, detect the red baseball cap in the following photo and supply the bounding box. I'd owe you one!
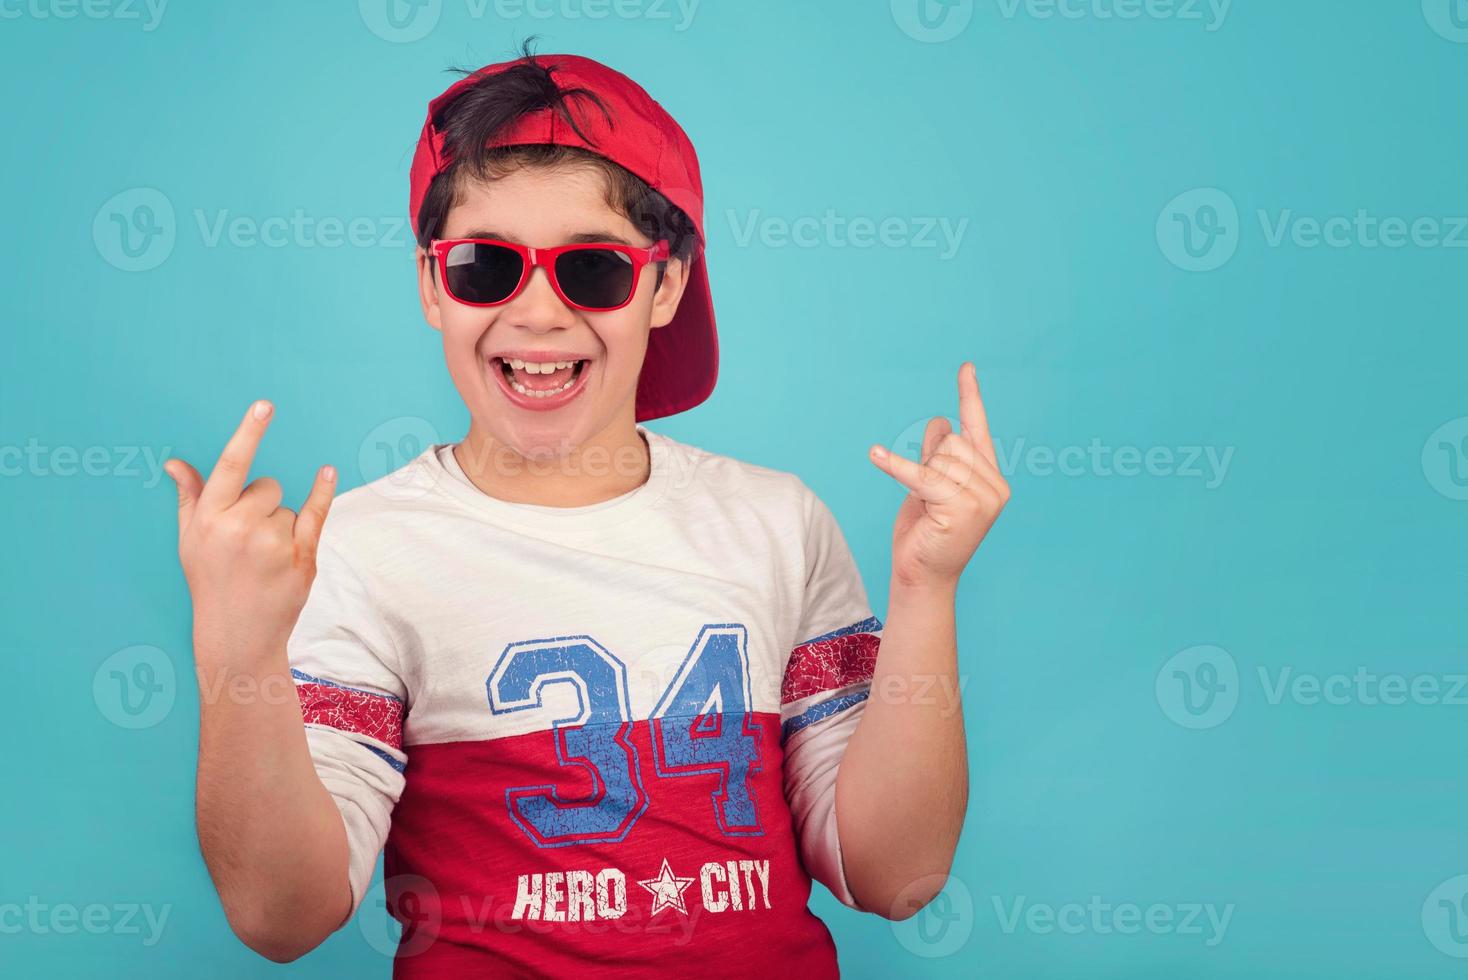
[408,54,717,423]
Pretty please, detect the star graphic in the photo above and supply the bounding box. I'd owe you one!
[637,858,696,916]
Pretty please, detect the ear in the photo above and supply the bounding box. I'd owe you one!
[648,254,691,330]
[417,246,444,332]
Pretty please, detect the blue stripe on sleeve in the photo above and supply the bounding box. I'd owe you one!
[780,690,869,744]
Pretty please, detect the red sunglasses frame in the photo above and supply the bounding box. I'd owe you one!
[429,238,671,312]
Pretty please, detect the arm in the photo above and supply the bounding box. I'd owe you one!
[167,400,350,962]
[194,652,352,961]
[839,361,1009,917]
[833,578,965,918]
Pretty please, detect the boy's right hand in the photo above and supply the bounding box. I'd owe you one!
[164,400,337,667]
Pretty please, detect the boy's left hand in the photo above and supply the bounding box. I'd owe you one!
[868,362,1010,590]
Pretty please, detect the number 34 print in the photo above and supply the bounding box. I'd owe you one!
[487,623,764,848]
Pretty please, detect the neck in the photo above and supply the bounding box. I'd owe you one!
[453,413,651,508]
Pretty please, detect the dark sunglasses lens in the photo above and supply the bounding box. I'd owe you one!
[555,248,637,310]
[445,242,523,304]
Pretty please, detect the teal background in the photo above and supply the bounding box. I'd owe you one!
[3,0,1467,976]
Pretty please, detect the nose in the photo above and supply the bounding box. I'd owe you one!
[501,263,577,333]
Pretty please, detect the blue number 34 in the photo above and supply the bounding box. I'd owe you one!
[486,623,764,848]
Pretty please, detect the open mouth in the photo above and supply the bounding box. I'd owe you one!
[490,356,590,400]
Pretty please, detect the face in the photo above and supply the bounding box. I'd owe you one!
[417,165,688,461]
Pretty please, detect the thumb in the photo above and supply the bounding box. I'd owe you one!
[163,458,204,531]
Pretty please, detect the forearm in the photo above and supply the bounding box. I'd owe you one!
[194,637,351,962]
[833,578,968,916]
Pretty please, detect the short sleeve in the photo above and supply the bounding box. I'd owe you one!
[779,481,884,911]
[287,538,409,919]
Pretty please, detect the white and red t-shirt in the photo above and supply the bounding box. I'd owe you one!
[287,425,883,977]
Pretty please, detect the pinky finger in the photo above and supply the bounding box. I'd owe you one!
[293,465,338,558]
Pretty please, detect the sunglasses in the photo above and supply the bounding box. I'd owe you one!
[429,238,671,312]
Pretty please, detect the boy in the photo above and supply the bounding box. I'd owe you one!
[164,47,1008,977]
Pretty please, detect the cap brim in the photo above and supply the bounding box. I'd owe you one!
[636,253,717,423]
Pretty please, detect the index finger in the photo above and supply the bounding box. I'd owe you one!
[957,362,997,465]
[200,400,274,511]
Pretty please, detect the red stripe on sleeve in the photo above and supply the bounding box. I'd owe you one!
[296,680,404,750]
[780,628,880,705]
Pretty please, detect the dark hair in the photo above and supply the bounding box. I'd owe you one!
[414,40,699,268]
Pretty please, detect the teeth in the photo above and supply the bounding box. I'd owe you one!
[507,358,577,374]
[508,375,578,397]
[496,357,585,399]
